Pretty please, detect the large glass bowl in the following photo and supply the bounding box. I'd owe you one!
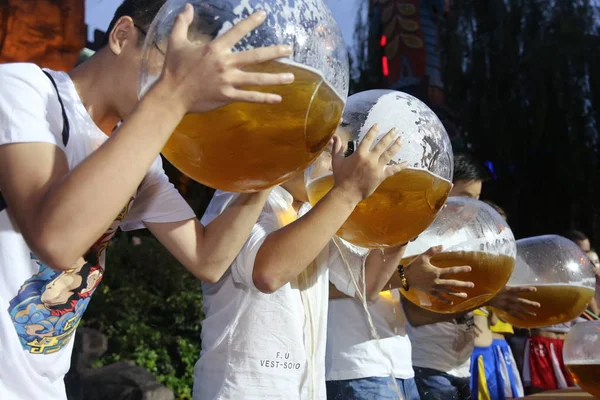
[304,89,453,248]
[563,321,600,398]
[492,235,596,328]
[400,197,516,313]
[140,0,349,192]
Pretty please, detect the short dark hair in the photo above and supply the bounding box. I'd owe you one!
[563,229,589,243]
[452,152,491,183]
[102,0,167,46]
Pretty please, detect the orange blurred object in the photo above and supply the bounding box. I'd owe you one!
[0,0,85,71]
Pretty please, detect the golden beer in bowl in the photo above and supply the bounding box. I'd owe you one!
[492,284,594,328]
[566,363,600,397]
[306,168,451,248]
[563,321,600,398]
[398,197,517,313]
[164,60,344,192]
[140,0,349,192]
[305,90,454,248]
[490,235,597,329]
[401,251,515,313]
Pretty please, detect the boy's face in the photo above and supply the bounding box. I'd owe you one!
[449,179,482,199]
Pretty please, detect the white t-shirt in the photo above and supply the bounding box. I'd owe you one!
[407,315,475,378]
[0,63,196,400]
[326,288,414,381]
[196,188,357,400]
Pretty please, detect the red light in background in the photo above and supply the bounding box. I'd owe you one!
[380,35,388,76]
[382,56,389,77]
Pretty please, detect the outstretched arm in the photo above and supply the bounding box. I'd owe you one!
[361,246,406,301]
[253,125,404,293]
[0,10,293,271]
[402,285,541,327]
[147,191,269,283]
[331,245,474,302]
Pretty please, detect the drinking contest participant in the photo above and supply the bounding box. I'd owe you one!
[404,152,540,400]
[0,1,297,398]
[323,128,475,399]
[196,125,406,399]
[522,229,595,394]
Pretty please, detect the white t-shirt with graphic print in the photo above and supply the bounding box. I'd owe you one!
[0,63,196,400]
[195,188,364,400]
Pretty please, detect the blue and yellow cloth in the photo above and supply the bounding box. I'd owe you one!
[470,339,524,400]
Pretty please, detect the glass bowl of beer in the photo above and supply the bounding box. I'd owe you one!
[399,197,516,313]
[304,90,453,248]
[140,0,348,192]
[563,321,600,398]
[491,235,596,328]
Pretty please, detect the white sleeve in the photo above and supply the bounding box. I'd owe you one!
[0,64,65,150]
[231,209,281,288]
[201,190,281,289]
[328,237,369,298]
[120,157,196,231]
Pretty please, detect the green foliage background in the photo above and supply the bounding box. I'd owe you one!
[82,234,204,399]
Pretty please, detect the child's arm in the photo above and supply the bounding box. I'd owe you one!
[360,245,407,300]
[402,285,540,327]
[362,245,473,301]
[327,244,407,301]
[146,191,269,283]
[252,125,404,293]
[0,9,292,271]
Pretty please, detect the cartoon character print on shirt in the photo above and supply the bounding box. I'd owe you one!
[7,197,134,355]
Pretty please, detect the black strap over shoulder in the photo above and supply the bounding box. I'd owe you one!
[0,71,70,213]
[42,70,70,147]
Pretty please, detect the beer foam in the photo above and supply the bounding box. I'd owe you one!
[140,0,349,103]
[215,0,349,98]
[350,91,453,180]
[403,221,515,259]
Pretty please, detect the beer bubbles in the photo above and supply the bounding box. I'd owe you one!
[400,197,517,313]
[563,321,600,398]
[305,90,453,248]
[140,0,349,192]
[491,235,596,328]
